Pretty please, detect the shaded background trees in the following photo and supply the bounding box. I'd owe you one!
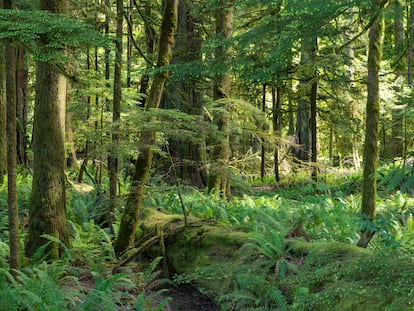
[2,0,414,260]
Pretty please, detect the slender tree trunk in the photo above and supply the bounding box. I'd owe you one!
[138,0,156,106]
[4,0,20,271]
[108,0,123,231]
[16,47,28,167]
[0,42,6,183]
[310,37,318,181]
[357,2,385,248]
[261,84,266,181]
[408,1,414,87]
[126,0,132,88]
[114,0,178,257]
[26,0,70,259]
[273,85,281,183]
[389,0,404,158]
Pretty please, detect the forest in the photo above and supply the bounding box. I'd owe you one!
[1,0,414,310]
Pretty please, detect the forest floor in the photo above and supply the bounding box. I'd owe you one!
[161,285,219,311]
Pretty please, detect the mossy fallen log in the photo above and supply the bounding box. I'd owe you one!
[130,208,414,311]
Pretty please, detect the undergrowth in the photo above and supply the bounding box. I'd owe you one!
[0,162,414,310]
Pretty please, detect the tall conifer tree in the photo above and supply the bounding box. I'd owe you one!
[26,0,70,259]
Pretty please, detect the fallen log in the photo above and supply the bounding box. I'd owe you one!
[126,208,414,311]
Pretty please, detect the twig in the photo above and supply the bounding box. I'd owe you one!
[112,236,159,274]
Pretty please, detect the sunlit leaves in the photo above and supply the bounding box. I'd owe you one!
[0,9,110,63]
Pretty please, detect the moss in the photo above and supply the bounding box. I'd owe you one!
[138,209,414,310]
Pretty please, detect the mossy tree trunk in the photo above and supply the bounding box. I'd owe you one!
[357,1,386,248]
[389,0,404,158]
[4,0,20,271]
[114,0,178,257]
[209,0,234,199]
[0,39,6,183]
[137,0,156,107]
[25,0,70,259]
[108,0,123,231]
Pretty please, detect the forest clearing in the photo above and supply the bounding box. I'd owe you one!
[1,0,414,310]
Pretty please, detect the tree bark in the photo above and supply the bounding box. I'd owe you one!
[0,42,6,183]
[310,36,318,181]
[108,0,123,231]
[160,0,206,187]
[209,0,234,199]
[4,0,20,271]
[358,2,385,248]
[389,1,404,158]
[26,0,70,259]
[273,86,281,183]
[16,47,28,167]
[261,84,266,181]
[294,38,312,163]
[114,0,178,257]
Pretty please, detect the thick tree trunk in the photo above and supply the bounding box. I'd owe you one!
[26,0,70,259]
[114,0,178,257]
[108,0,123,231]
[209,0,234,199]
[294,39,312,163]
[161,0,206,187]
[4,0,20,271]
[358,3,384,248]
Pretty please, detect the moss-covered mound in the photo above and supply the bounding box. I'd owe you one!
[289,241,414,311]
[135,208,414,310]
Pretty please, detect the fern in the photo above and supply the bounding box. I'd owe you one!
[80,272,136,311]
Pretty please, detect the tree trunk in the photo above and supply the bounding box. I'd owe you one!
[138,0,156,106]
[389,0,404,158]
[16,47,28,167]
[310,37,318,181]
[160,0,206,187]
[357,2,385,248]
[0,42,6,183]
[408,1,414,87]
[114,0,178,257]
[26,0,70,259]
[273,85,281,183]
[294,38,312,163]
[209,0,234,199]
[4,0,20,271]
[108,0,123,231]
[261,84,266,181]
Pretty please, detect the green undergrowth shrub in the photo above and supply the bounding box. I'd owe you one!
[288,242,414,311]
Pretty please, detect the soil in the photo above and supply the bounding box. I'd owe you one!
[164,285,219,311]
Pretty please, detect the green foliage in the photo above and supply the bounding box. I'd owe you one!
[219,273,288,311]
[0,9,109,63]
[376,162,414,194]
[133,257,172,311]
[0,261,81,311]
